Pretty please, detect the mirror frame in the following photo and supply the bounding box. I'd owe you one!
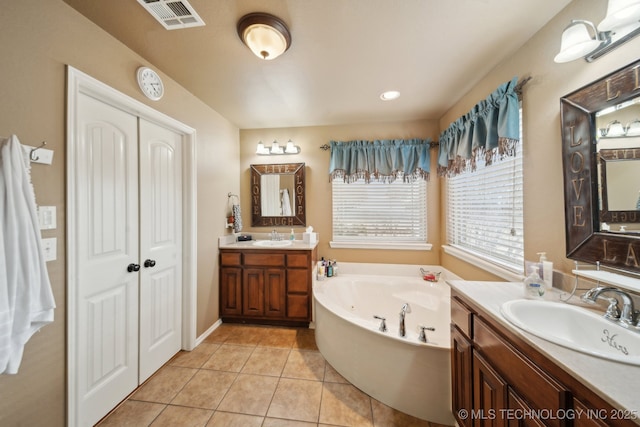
[250,162,306,227]
[598,148,640,223]
[561,59,640,273]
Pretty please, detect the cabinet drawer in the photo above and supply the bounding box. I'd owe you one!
[287,269,309,294]
[221,252,241,266]
[451,297,473,339]
[474,318,569,425]
[287,294,309,319]
[244,253,285,267]
[287,253,309,268]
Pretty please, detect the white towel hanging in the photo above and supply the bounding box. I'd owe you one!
[0,135,56,375]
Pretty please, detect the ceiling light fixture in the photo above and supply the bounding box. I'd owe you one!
[256,140,300,155]
[237,12,291,60]
[380,90,401,101]
[554,0,640,63]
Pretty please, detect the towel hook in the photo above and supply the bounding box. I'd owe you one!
[30,141,46,161]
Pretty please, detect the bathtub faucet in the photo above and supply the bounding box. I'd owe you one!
[399,303,411,337]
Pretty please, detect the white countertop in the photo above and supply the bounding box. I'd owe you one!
[218,234,318,250]
[448,280,640,423]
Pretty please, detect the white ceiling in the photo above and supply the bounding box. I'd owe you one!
[62,0,571,129]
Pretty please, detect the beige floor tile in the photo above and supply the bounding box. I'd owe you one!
[132,366,198,403]
[170,343,221,368]
[171,369,237,409]
[282,350,326,381]
[150,405,213,426]
[97,400,165,426]
[224,325,264,346]
[294,329,319,351]
[203,324,242,343]
[324,363,349,384]
[242,346,290,376]
[201,344,253,372]
[267,377,323,423]
[319,382,374,427]
[258,327,298,348]
[264,418,319,427]
[206,411,264,427]
[217,373,279,416]
[370,398,432,427]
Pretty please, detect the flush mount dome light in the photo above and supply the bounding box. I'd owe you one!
[237,12,291,60]
[380,90,401,101]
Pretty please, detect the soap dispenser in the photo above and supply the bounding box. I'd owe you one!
[523,266,544,299]
[290,228,295,241]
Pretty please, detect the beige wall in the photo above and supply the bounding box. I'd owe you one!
[240,120,442,265]
[0,1,239,426]
[438,0,640,279]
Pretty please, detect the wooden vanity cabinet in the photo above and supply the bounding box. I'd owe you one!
[220,247,316,326]
[451,290,636,427]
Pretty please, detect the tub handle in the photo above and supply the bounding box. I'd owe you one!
[418,325,435,343]
[373,315,387,332]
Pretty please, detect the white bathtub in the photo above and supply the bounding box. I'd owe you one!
[313,263,459,425]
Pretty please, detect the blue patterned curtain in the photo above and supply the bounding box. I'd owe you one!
[438,77,521,176]
[329,139,432,183]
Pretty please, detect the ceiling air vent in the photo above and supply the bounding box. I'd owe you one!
[137,0,205,30]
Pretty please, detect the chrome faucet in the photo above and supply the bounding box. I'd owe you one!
[399,303,411,337]
[582,286,638,327]
[270,229,282,241]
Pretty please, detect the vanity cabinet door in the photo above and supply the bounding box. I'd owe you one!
[507,388,546,427]
[452,326,473,427]
[473,351,508,427]
[264,268,286,317]
[220,267,242,316]
[243,268,265,316]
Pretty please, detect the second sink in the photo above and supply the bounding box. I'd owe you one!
[500,299,640,366]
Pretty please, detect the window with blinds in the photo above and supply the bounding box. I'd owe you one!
[446,138,524,273]
[332,178,427,244]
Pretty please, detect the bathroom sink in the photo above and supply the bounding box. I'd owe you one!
[500,299,640,366]
[252,240,293,247]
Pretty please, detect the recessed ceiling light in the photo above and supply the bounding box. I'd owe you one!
[380,90,400,101]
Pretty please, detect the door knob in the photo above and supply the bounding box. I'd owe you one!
[144,259,157,268]
[127,263,141,272]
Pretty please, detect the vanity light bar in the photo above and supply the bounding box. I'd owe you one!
[256,140,300,155]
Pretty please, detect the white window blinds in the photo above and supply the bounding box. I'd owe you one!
[332,178,427,243]
[446,129,524,273]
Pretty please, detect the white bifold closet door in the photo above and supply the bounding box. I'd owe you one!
[75,93,182,426]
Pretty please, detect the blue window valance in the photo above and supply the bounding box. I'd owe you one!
[329,139,432,183]
[437,77,521,177]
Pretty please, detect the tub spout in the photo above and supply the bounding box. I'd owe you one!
[399,303,411,337]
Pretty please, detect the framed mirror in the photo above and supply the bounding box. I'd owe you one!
[250,163,306,227]
[560,59,640,273]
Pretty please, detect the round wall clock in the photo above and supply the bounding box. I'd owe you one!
[136,66,164,101]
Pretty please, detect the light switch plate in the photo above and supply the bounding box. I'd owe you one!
[41,237,57,262]
[38,206,57,230]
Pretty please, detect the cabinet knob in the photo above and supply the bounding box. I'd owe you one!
[127,263,140,272]
[144,259,157,268]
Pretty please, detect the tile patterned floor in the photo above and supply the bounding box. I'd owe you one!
[97,324,446,427]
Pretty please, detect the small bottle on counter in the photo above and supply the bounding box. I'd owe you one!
[327,261,333,277]
[317,257,325,281]
[290,228,295,241]
[523,266,544,299]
